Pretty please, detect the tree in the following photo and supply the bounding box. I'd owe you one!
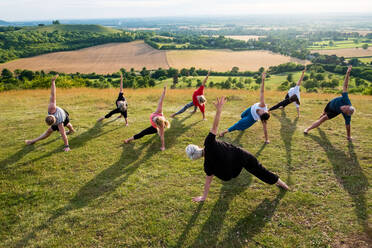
[315,73,324,81]
[231,67,239,74]
[258,67,265,73]
[287,73,293,82]
[140,67,150,77]
[362,44,369,50]
[1,68,13,80]
[52,20,60,25]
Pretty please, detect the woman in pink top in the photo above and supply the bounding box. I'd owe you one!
[171,71,210,120]
[124,85,170,151]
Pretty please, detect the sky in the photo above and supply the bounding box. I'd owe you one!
[0,0,371,21]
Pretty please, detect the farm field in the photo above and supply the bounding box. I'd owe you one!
[0,88,371,247]
[311,47,372,58]
[166,49,309,71]
[226,35,266,41]
[0,41,169,74]
[308,39,370,50]
[0,41,310,74]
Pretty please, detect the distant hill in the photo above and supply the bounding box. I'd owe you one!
[20,24,121,33]
[0,20,10,25]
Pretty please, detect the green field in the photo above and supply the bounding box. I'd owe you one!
[308,39,370,50]
[0,88,371,247]
[19,24,121,34]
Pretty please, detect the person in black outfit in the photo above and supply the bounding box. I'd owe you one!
[185,96,289,202]
[97,73,128,125]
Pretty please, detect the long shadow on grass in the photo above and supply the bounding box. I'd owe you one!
[309,129,370,237]
[0,137,60,170]
[188,144,267,248]
[217,190,286,247]
[13,120,120,168]
[15,134,160,247]
[166,114,201,148]
[273,111,298,185]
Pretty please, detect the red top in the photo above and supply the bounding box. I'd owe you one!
[192,85,205,113]
[150,112,163,128]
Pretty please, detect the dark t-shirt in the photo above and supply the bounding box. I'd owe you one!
[203,132,244,181]
[116,92,126,107]
[328,92,352,125]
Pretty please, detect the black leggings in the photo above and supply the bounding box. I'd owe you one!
[133,126,157,140]
[269,94,296,111]
[105,108,127,119]
[241,150,279,184]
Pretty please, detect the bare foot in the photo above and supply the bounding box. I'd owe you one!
[25,140,35,145]
[125,123,129,126]
[219,131,227,137]
[276,179,289,190]
[97,117,104,122]
[170,114,176,118]
[303,129,309,135]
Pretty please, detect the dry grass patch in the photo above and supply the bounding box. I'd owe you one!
[311,48,372,58]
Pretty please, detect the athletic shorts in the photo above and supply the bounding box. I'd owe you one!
[324,102,339,120]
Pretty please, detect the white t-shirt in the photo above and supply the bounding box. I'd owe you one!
[48,106,66,125]
[251,102,268,121]
[288,85,300,107]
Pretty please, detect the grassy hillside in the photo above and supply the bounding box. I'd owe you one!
[20,24,121,33]
[0,88,371,247]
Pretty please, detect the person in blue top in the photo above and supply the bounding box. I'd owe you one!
[219,72,270,144]
[304,66,355,141]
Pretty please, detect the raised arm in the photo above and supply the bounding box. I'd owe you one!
[48,74,59,113]
[202,70,211,87]
[259,72,266,107]
[155,85,167,114]
[210,96,227,135]
[193,175,213,202]
[297,68,306,86]
[119,73,123,93]
[343,65,352,93]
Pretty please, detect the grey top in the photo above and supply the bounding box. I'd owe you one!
[48,106,66,125]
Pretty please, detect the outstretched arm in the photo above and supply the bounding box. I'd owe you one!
[297,68,306,86]
[202,70,211,87]
[210,96,227,135]
[343,65,352,93]
[159,127,165,151]
[259,72,266,107]
[193,175,213,202]
[120,73,123,93]
[48,74,58,112]
[346,124,352,141]
[155,85,167,114]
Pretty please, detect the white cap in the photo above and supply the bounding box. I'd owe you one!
[185,144,203,160]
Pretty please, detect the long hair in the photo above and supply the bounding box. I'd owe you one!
[155,116,170,129]
[260,112,270,123]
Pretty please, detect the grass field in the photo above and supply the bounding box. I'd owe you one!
[308,39,370,50]
[0,88,371,247]
[0,41,309,73]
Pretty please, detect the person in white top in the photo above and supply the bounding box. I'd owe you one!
[219,72,270,144]
[269,68,306,117]
[25,75,75,152]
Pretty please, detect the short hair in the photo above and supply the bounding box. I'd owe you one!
[349,106,355,116]
[185,144,203,160]
[260,112,270,122]
[45,115,56,126]
[197,95,206,104]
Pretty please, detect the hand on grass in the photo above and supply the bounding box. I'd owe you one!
[347,136,353,142]
[64,147,71,152]
[160,146,165,151]
[265,140,270,144]
[192,196,205,202]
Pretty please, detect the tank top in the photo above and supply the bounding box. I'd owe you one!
[150,112,163,128]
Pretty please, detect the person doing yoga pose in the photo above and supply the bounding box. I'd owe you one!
[124,85,170,151]
[219,72,270,144]
[97,73,128,125]
[304,66,355,141]
[185,96,289,202]
[25,75,75,151]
